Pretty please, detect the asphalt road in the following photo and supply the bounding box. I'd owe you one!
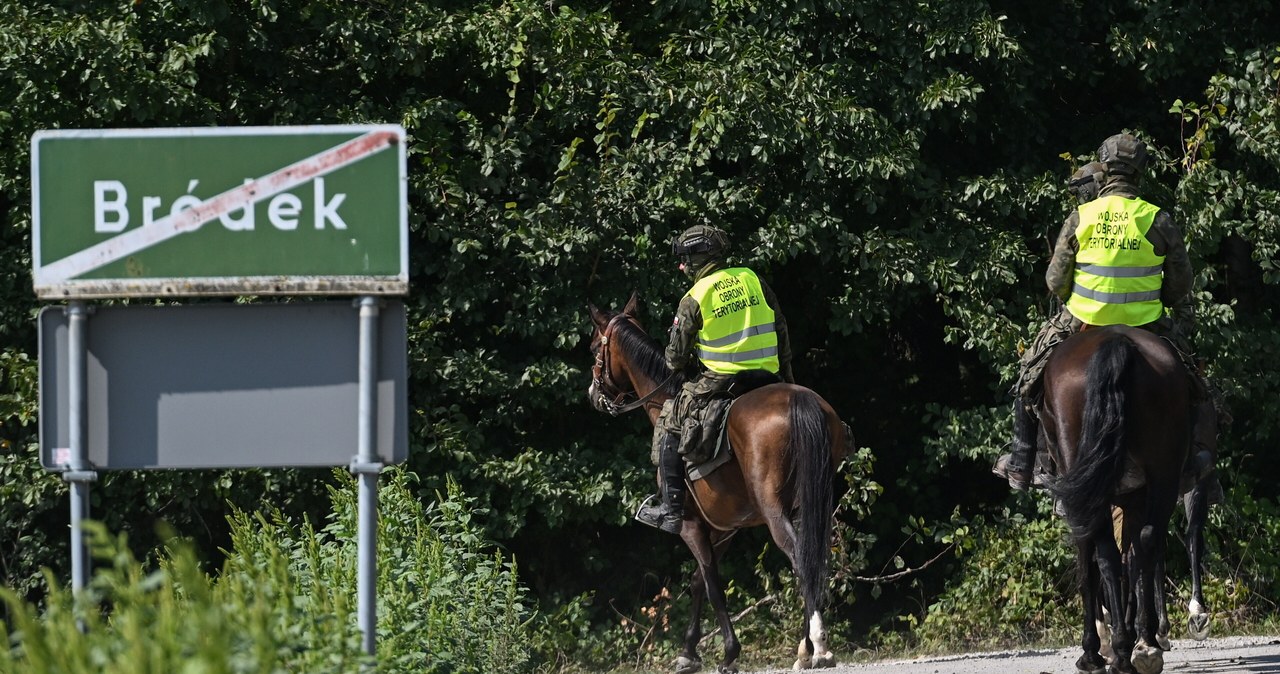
[745,635,1280,674]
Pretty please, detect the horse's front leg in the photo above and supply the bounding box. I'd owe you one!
[677,565,706,674]
[680,522,739,674]
[677,532,736,674]
[1153,552,1171,651]
[1095,527,1136,673]
[1129,524,1167,674]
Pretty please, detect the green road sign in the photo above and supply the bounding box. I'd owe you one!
[32,125,407,298]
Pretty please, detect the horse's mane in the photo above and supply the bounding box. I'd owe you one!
[613,315,686,397]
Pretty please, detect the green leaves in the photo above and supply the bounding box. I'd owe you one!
[0,471,532,674]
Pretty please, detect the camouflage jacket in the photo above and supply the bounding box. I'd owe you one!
[665,261,795,383]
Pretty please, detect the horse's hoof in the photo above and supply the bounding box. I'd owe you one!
[674,656,702,674]
[1105,661,1139,674]
[1076,652,1107,674]
[1188,612,1211,641]
[811,651,837,668]
[1156,633,1171,651]
[1131,642,1164,674]
[716,664,738,674]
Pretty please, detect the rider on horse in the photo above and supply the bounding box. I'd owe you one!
[994,133,1226,494]
[635,224,796,534]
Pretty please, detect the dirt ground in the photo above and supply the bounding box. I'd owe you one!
[746,635,1280,674]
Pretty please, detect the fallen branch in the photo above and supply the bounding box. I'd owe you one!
[855,542,955,584]
[698,594,777,647]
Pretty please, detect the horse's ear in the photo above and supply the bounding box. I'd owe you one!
[588,303,609,328]
[622,291,641,318]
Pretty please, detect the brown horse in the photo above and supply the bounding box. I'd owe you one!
[1043,325,1190,674]
[587,295,849,674]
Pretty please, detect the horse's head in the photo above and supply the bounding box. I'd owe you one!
[586,292,644,414]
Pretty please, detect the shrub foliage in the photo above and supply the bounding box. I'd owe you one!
[0,470,532,674]
[0,0,1278,668]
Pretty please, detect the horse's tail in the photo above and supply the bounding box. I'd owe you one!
[789,389,835,617]
[1053,334,1137,541]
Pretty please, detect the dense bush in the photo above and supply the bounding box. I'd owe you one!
[0,469,532,673]
[908,509,1077,650]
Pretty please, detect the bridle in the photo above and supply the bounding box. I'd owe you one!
[592,313,677,417]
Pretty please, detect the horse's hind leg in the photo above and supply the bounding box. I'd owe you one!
[1076,538,1108,674]
[762,513,834,670]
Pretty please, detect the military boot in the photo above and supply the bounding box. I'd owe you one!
[636,434,687,535]
[993,398,1037,491]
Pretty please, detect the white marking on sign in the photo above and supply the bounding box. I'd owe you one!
[38,129,398,284]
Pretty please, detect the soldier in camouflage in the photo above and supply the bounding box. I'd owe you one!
[635,224,795,534]
[993,135,1224,496]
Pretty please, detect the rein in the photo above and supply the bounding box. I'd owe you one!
[593,314,677,417]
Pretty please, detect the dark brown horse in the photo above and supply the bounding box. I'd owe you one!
[587,295,849,674]
[1043,325,1191,674]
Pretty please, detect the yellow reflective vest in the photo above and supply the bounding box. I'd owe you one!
[1065,195,1166,326]
[684,268,780,374]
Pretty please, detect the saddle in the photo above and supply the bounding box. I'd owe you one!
[1030,327,1217,500]
[680,370,781,480]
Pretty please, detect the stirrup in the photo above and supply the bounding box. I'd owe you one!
[992,454,1032,491]
[635,495,683,534]
[634,494,660,524]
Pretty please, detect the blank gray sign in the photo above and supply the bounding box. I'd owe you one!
[39,301,408,470]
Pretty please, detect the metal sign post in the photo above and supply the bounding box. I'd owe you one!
[63,301,96,593]
[352,297,383,656]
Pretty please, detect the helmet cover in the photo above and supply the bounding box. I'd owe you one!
[1097,133,1148,176]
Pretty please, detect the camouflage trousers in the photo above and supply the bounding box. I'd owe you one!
[653,373,732,464]
[1014,308,1084,401]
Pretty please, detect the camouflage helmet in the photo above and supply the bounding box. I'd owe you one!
[672,225,729,279]
[672,225,729,259]
[1067,161,1107,203]
[1097,133,1148,176]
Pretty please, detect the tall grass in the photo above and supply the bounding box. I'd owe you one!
[0,469,532,674]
